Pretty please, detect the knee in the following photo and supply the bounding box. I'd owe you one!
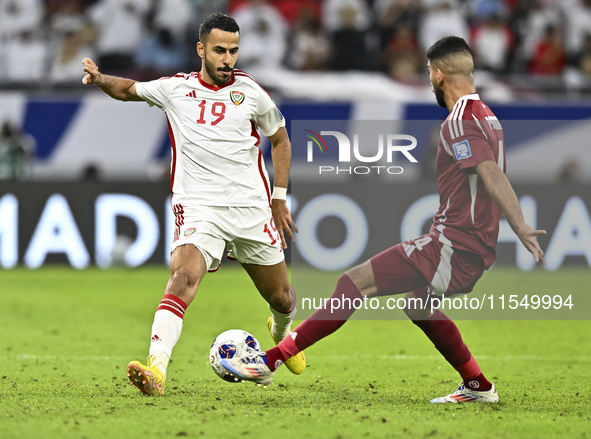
[402,292,433,321]
[404,307,427,322]
[268,285,293,312]
[343,261,376,297]
[337,272,356,292]
[169,267,200,292]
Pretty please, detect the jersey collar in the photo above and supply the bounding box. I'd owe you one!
[450,93,480,113]
[197,71,235,91]
[456,93,480,104]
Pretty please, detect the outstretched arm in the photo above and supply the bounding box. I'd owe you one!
[476,160,546,265]
[268,126,298,249]
[82,57,143,102]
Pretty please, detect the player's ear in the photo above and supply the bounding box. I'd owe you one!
[196,41,205,59]
[436,68,445,85]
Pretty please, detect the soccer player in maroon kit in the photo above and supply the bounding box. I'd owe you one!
[221,36,546,403]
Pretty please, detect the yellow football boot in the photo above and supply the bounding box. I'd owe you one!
[127,355,165,396]
[267,316,306,375]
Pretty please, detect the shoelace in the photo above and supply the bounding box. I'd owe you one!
[453,383,466,394]
[239,354,266,365]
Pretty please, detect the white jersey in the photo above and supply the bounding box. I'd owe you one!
[135,70,285,207]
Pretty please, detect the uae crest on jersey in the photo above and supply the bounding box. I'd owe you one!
[230,91,245,106]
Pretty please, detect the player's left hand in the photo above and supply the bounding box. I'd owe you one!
[517,224,547,265]
[272,199,298,249]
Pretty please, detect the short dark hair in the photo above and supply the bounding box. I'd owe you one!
[427,36,473,63]
[199,13,240,42]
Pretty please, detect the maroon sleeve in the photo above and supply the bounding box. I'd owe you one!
[445,119,496,170]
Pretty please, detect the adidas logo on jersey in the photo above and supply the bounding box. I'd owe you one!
[185,90,197,98]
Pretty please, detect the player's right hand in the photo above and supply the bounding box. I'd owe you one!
[272,198,298,250]
[81,57,100,85]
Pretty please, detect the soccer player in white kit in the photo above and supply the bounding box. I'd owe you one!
[81,13,305,395]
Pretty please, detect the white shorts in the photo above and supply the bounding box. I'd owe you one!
[170,203,284,271]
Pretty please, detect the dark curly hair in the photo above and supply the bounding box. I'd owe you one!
[199,13,240,42]
[427,36,473,63]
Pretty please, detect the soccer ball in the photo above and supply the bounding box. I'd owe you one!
[209,329,261,382]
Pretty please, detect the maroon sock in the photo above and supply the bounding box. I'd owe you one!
[411,310,491,391]
[264,274,362,371]
[463,372,492,391]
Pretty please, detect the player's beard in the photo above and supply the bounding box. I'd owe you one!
[433,82,446,108]
[204,55,233,86]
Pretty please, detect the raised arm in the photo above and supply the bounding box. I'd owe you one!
[475,160,546,265]
[268,126,298,249]
[82,57,143,102]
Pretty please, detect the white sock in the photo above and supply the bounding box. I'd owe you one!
[269,287,297,341]
[148,294,187,378]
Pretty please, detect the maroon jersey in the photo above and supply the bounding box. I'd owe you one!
[430,93,506,268]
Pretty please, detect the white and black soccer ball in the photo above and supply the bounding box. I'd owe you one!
[209,329,261,382]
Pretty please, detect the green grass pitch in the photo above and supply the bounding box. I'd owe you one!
[1,266,590,438]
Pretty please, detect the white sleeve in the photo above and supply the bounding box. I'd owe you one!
[255,87,285,137]
[135,77,177,111]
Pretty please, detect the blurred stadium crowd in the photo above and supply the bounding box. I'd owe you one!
[1,0,591,94]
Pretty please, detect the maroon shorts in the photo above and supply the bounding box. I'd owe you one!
[370,232,485,298]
